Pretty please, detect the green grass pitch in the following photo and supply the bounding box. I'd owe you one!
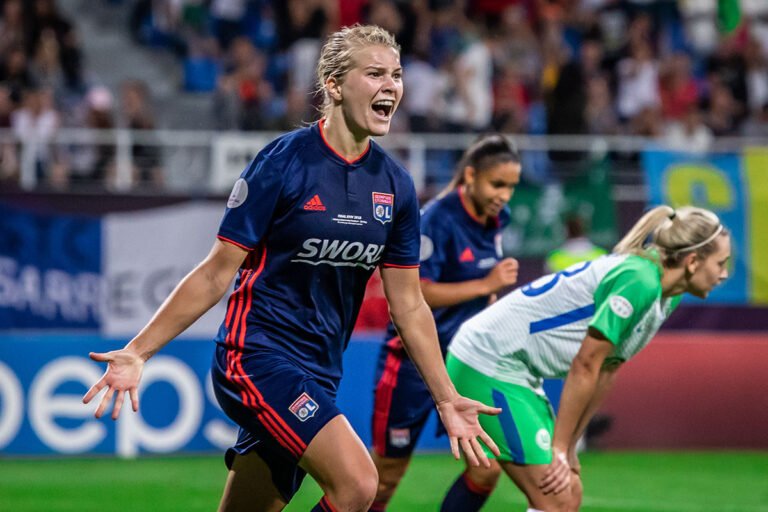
[1,452,767,511]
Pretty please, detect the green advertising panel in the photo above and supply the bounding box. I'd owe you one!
[502,158,617,258]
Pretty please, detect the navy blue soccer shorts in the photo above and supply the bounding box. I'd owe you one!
[371,336,442,458]
[211,343,342,501]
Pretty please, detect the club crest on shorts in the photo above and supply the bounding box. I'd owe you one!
[372,192,394,224]
[535,428,552,450]
[389,428,411,448]
[288,392,319,422]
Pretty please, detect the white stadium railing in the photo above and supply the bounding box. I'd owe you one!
[0,128,765,198]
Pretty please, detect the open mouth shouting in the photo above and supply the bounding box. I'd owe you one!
[372,99,395,121]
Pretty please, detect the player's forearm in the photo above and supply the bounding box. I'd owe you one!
[552,357,602,452]
[390,301,458,404]
[126,263,231,361]
[570,367,619,446]
[421,279,492,309]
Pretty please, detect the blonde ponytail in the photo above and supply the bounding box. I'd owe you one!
[615,205,728,267]
[613,205,675,254]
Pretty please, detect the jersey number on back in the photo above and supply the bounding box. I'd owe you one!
[521,261,592,297]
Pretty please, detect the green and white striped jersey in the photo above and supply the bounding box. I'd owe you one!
[448,253,682,391]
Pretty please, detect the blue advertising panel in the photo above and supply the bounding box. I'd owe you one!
[0,205,102,329]
[0,334,562,456]
[642,150,747,304]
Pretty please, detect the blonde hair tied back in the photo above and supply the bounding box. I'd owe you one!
[614,205,727,266]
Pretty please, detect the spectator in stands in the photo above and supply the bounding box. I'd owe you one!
[209,0,248,51]
[664,104,713,154]
[62,85,116,188]
[704,81,741,136]
[29,28,63,90]
[10,85,65,187]
[492,63,528,133]
[706,34,748,122]
[402,50,442,132]
[659,52,699,121]
[584,72,619,135]
[438,24,495,133]
[615,39,659,123]
[362,0,419,56]
[212,37,276,131]
[0,0,28,59]
[0,45,35,105]
[547,38,603,162]
[274,0,334,112]
[495,4,541,92]
[27,0,73,56]
[0,84,19,183]
[119,79,164,189]
[627,105,662,138]
[744,37,768,115]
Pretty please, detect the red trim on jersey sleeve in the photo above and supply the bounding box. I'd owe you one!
[217,235,254,251]
[381,263,420,269]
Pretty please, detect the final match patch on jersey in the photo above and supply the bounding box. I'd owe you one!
[372,192,394,224]
[289,392,319,422]
[227,178,248,208]
[609,296,634,319]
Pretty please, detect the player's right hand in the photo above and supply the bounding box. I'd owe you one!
[485,258,519,293]
[82,348,145,420]
[540,447,571,495]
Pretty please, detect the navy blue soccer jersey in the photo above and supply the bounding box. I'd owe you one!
[385,188,510,352]
[215,121,420,389]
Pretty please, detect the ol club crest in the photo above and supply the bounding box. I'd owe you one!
[372,192,394,224]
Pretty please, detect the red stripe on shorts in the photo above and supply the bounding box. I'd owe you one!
[372,336,404,456]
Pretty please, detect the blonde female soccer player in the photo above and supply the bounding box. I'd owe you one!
[445,205,730,511]
[83,25,499,512]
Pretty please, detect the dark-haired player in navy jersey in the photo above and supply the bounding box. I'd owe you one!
[83,25,500,512]
[369,134,522,511]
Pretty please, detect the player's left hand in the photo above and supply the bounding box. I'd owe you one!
[436,395,501,468]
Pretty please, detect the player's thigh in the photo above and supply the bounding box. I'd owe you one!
[446,354,555,464]
[300,414,378,498]
[212,346,343,502]
[219,451,287,512]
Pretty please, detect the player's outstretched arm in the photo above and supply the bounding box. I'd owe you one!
[380,266,502,467]
[83,239,247,419]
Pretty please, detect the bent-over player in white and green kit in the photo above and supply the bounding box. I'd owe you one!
[445,206,731,512]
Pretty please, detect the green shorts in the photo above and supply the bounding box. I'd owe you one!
[446,353,554,465]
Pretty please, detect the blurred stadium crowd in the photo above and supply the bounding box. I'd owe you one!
[1,0,768,190]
